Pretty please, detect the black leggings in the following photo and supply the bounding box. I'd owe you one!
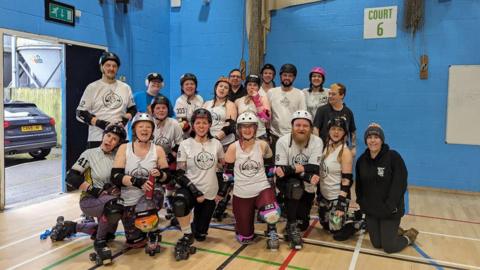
[365,215,408,254]
[192,199,216,236]
[285,192,315,227]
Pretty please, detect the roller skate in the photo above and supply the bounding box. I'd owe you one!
[174,234,196,261]
[50,216,77,242]
[285,222,303,250]
[89,239,112,266]
[145,231,162,256]
[265,225,279,251]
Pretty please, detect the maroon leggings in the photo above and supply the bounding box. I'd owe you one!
[232,187,276,237]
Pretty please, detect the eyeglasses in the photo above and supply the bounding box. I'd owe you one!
[229,75,241,78]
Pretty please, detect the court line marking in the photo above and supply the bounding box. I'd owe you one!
[419,230,480,242]
[348,229,365,270]
[0,217,82,251]
[279,219,318,270]
[216,244,248,270]
[413,244,444,270]
[407,213,480,225]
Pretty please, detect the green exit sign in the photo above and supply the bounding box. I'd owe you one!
[45,0,75,26]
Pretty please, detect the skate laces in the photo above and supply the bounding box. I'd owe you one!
[268,230,278,241]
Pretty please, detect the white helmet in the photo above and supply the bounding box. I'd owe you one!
[132,113,155,129]
[291,110,313,125]
[237,111,258,125]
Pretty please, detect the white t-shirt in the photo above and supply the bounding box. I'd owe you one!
[153,117,184,154]
[204,100,236,146]
[267,87,306,137]
[174,94,204,121]
[77,79,135,142]
[235,96,267,138]
[302,88,329,118]
[320,144,345,200]
[122,142,158,206]
[232,141,271,198]
[275,134,323,193]
[177,138,224,200]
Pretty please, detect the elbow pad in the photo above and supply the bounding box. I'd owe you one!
[156,168,171,183]
[76,110,94,125]
[111,168,127,187]
[65,170,84,190]
[126,105,137,117]
[280,165,296,177]
[264,157,275,177]
[221,119,236,135]
[304,164,319,174]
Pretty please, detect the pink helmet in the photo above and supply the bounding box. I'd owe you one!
[310,66,326,77]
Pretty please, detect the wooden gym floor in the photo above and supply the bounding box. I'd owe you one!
[0,187,479,270]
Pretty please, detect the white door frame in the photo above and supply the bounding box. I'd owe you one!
[0,28,107,210]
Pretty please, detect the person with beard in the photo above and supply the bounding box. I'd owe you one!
[111,113,170,248]
[134,72,171,115]
[203,77,237,149]
[313,83,356,156]
[267,64,306,153]
[223,112,280,250]
[318,117,363,241]
[235,74,271,141]
[275,110,323,250]
[355,123,418,254]
[259,63,276,96]
[174,73,204,138]
[150,96,184,224]
[76,52,137,148]
[172,108,225,261]
[303,67,329,118]
[227,68,247,102]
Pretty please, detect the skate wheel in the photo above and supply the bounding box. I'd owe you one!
[149,250,155,256]
[190,246,196,254]
[175,254,182,261]
[89,253,97,262]
[95,257,103,266]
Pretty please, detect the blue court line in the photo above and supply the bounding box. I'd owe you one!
[412,244,444,270]
[405,190,410,214]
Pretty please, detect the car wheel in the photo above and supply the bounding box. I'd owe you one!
[29,148,51,159]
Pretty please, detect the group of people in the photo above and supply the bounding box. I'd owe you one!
[48,51,418,265]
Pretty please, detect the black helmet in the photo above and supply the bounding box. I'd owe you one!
[150,95,171,114]
[327,116,348,132]
[190,108,212,125]
[99,51,120,66]
[245,74,261,86]
[180,73,198,86]
[147,72,164,83]
[279,63,297,76]
[261,63,276,75]
[104,124,127,146]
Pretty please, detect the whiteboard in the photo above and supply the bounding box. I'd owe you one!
[446,65,480,145]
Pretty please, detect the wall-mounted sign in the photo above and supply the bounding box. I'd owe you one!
[364,6,397,39]
[45,0,75,26]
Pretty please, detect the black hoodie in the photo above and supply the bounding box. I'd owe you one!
[355,144,408,219]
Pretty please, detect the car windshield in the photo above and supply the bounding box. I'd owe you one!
[5,105,40,118]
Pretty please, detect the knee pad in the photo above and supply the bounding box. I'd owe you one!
[172,189,193,217]
[259,202,281,224]
[103,198,124,224]
[329,211,345,232]
[285,178,304,200]
[135,211,159,233]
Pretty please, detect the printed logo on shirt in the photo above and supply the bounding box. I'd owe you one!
[275,154,280,162]
[194,150,215,170]
[320,158,328,179]
[292,153,308,165]
[131,165,149,179]
[377,167,385,177]
[239,158,260,177]
[154,136,170,148]
[79,100,86,108]
[280,96,290,107]
[103,90,123,109]
[211,111,220,126]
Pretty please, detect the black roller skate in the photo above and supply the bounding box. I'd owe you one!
[145,231,162,256]
[212,194,230,222]
[89,239,112,266]
[174,234,196,261]
[285,222,303,250]
[50,216,77,242]
[265,224,279,251]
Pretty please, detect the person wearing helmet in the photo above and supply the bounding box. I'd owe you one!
[133,72,171,115]
[355,123,418,253]
[174,73,204,138]
[203,77,237,148]
[303,67,329,118]
[317,117,363,241]
[172,108,225,261]
[274,110,323,250]
[49,124,126,265]
[267,64,306,152]
[235,74,271,141]
[221,112,280,250]
[76,51,137,149]
[227,68,247,102]
[313,83,357,156]
[259,63,276,95]
[111,113,170,250]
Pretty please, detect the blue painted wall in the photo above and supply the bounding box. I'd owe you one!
[0,0,170,97]
[169,0,246,100]
[266,0,480,191]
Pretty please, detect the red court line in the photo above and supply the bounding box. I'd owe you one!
[407,213,480,225]
[279,219,318,270]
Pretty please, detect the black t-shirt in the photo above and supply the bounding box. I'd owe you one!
[313,103,356,144]
[228,84,246,102]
